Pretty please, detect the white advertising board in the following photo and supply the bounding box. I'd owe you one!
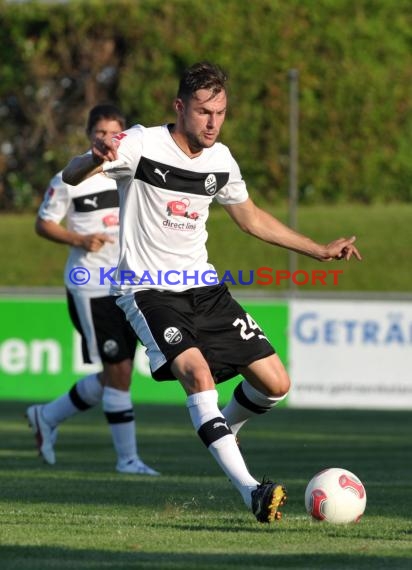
[289,299,412,409]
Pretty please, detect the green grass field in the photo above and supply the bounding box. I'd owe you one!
[1,402,411,570]
[1,203,412,291]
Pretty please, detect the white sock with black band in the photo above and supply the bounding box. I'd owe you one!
[103,387,137,463]
[221,379,288,436]
[42,373,103,427]
[186,389,258,507]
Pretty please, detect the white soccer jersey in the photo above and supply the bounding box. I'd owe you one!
[38,169,120,296]
[102,124,249,294]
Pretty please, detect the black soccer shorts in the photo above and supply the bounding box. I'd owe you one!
[67,289,137,364]
[117,284,275,382]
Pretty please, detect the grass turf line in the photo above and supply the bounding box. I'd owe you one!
[0,402,411,569]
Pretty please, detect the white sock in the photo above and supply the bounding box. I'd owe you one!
[186,390,258,507]
[42,373,103,427]
[102,386,138,463]
[222,380,287,436]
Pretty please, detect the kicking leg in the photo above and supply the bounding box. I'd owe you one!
[173,348,287,522]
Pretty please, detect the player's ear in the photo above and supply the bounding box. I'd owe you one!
[174,98,184,115]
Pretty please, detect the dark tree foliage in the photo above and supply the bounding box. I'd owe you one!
[1,0,412,210]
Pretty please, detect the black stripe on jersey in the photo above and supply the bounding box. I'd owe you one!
[72,189,119,212]
[135,156,229,196]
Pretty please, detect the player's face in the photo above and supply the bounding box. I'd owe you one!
[178,89,227,152]
[90,119,123,146]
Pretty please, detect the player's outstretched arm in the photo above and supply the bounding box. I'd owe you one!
[62,137,119,186]
[62,154,104,186]
[223,198,362,262]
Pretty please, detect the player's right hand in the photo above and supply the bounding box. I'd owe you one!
[81,233,115,252]
[92,137,119,164]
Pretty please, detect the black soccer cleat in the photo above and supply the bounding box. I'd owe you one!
[251,479,288,523]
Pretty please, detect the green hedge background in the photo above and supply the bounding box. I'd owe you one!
[1,0,412,209]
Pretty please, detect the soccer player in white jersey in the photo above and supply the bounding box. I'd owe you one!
[63,64,361,523]
[27,104,159,476]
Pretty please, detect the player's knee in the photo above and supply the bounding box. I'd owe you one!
[172,349,215,393]
[268,368,291,398]
[279,370,291,396]
[176,363,215,393]
[186,367,215,392]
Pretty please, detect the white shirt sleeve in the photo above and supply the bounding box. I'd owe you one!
[37,171,71,223]
[215,153,249,205]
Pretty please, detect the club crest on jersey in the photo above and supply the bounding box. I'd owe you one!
[163,327,182,344]
[205,174,217,195]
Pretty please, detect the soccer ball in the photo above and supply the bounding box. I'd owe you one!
[305,467,367,524]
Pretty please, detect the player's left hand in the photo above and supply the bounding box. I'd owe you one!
[322,236,362,262]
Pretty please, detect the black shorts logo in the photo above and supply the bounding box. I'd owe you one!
[103,339,119,357]
[163,327,182,344]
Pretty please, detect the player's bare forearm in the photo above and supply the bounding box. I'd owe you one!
[35,217,114,250]
[35,217,85,247]
[224,199,362,262]
[63,138,119,186]
[62,154,103,186]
